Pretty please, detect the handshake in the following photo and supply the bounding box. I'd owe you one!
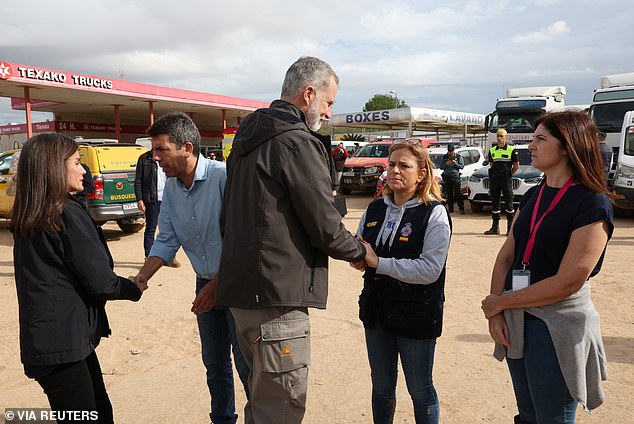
[127,255,218,315]
[129,273,149,292]
[350,237,378,271]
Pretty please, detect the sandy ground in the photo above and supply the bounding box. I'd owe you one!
[1,194,633,423]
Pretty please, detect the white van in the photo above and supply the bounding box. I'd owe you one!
[613,110,634,211]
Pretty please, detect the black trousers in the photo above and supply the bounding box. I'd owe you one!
[443,176,464,211]
[36,351,113,423]
[490,175,514,214]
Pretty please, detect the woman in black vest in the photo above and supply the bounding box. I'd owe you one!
[12,133,146,423]
[354,141,451,424]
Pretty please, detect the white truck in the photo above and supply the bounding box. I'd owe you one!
[485,86,567,150]
[588,72,634,186]
[612,110,634,211]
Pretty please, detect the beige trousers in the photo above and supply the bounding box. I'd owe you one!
[230,307,311,424]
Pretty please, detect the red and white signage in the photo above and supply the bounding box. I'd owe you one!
[0,61,114,89]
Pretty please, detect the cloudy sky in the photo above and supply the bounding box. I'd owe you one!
[1,0,632,124]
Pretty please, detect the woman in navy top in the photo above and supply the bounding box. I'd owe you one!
[481,111,614,424]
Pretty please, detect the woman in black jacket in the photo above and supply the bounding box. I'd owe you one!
[354,141,451,423]
[12,133,146,423]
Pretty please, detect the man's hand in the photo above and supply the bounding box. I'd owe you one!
[130,274,148,292]
[191,275,217,314]
[350,260,367,271]
[137,200,146,213]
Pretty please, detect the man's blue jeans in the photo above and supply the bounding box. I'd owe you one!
[196,277,250,424]
[507,317,578,424]
[143,201,160,257]
[365,325,439,424]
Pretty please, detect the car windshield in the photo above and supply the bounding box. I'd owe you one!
[0,152,15,175]
[516,148,532,165]
[497,112,541,133]
[353,144,390,158]
[429,153,445,168]
[589,102,634,132]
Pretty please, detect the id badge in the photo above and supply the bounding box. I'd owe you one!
[512,269,531,291]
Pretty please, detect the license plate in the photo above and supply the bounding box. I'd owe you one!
[342,171,355,177]
[122,202,137,211]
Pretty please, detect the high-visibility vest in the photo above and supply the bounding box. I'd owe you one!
[489,145,515,162]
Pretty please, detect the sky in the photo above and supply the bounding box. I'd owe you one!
[1,0,633,124]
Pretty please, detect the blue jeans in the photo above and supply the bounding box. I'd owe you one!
[507,317,578,424]
[365,325,439,424]
[143,201,161,257]
[196,277,251,424]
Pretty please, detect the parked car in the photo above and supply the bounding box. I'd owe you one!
[341,138,438,195]
[428,145,485,195]
[373,145,484,200]
[77,140,147,233]
[339,140,393,194]
[467,144,543,212]
[0,149,20,218]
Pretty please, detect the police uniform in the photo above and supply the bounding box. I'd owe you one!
[485,131,519,235]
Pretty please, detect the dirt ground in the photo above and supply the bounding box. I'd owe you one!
[1,194,633,423]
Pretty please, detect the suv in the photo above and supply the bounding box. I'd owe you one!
[373,144,484,200]
[467,144,543,212]
[78,140,147,232]
[340,138,437,194]
[339,140,393,194]
[428,145,485,195]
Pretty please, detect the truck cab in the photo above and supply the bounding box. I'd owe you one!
[613,110,634,212]
[588,72,634,187]
[486,86,566,150]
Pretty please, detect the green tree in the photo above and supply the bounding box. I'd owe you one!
[363,94,407,111]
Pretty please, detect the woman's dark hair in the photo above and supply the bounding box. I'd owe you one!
[11,133,79,237]
[534,111,611,195]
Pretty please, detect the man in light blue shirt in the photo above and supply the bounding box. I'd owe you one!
[134,112,249,424]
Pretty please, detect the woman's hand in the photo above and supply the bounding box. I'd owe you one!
[488,313,510,348]
[360,240,379,268]
[350,260,367,271]
[481,293,504,319]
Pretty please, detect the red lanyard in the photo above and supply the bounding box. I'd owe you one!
[522,176,575,269]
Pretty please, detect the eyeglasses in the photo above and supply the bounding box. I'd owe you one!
[394,138,424,145]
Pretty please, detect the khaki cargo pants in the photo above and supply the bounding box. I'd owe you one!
[230,307,311,424]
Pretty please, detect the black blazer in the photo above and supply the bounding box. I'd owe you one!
[13,197,141,367]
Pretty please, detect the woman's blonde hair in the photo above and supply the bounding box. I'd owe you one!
[381,141,444,203]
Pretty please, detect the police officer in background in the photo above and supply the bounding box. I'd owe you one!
[484,128,519,235]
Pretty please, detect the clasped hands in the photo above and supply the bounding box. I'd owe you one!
[350,237,379,270]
